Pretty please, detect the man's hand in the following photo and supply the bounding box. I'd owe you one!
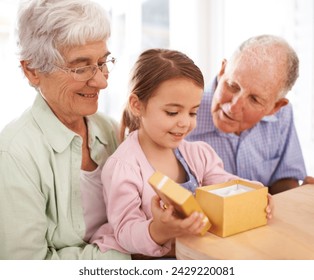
[266,193,273,219]
[302,176,314,185]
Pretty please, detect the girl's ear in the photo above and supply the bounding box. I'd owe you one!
[129,94,143,116]
[20,60,40,86]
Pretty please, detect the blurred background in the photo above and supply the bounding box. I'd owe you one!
[0,0,313,173]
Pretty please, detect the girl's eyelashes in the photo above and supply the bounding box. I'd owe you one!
[165,111,198,117]
[165,111,178,116]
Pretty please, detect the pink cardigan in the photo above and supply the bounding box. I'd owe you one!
[91,130,239,256]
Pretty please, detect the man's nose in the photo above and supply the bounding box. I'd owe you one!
[229,93,245,113]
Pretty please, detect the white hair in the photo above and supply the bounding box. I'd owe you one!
[16,0,111,73]
[231,34,299,96]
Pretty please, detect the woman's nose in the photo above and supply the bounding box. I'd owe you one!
[87,68,108,89]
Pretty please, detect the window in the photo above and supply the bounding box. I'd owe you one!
[0,0,313,173]
[99,0,170,120]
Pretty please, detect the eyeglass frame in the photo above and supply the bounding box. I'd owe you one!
[53,56,116,82]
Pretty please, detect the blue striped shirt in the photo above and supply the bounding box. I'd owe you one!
[186,78,307,186]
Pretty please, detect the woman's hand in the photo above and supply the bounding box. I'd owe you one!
[149,195,206,245]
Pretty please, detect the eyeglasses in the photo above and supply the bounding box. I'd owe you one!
[54,57,116,82]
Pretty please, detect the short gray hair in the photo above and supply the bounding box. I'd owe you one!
[232,34,299,97]
[16,0,111,73]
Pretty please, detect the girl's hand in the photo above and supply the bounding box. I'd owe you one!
[149,195,206,245]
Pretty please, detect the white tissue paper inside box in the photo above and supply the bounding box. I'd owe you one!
[208,184,253,197]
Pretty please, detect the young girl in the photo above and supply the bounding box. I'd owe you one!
[91,49,270,257]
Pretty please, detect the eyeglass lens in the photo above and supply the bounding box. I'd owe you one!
[72,59,115,81]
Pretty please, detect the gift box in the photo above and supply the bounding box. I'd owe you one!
[148,171,211,235]
[196,179,268,237]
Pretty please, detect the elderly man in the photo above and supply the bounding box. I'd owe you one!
[187,35,313,194]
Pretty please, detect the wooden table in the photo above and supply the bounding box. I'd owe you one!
[176,184,314,259]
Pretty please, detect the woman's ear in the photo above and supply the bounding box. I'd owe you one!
[20,60,40,86]
[129,94,143,116]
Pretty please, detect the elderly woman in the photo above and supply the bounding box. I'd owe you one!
[0,0,130,260]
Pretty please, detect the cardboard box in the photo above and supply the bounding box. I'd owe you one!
[196,179,268,237]
[148,171,211,235]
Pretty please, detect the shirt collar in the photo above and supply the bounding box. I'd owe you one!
[31,94,77,153]
[261,114,278,122]
[31,94,109,154]
[85,115,109,147]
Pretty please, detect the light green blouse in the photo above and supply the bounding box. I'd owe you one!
[0,94,130,260]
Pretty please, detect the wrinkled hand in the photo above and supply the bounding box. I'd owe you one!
[302,176,314,185]
[266,193,273,219]
[149,195,206,245]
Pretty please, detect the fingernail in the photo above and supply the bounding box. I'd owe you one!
[193,212,199,218]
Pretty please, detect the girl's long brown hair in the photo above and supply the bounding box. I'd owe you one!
[120,48,204,141]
